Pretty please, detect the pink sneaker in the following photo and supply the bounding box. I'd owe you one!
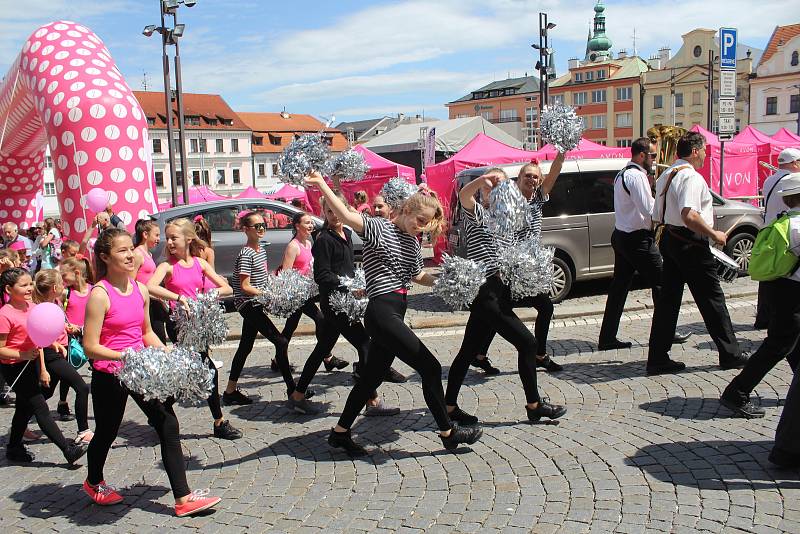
[83,480,123,505]
[175,489,221,517]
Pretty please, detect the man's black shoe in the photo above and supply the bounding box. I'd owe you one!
[440,424,482,450]
[720,353,750,370]
[471,357,500,375]
[526,399,567,422]
[646,359,686,376]
[6,445,34,462]
[598,339,632,351]
[673,331,692,344]
[324,355,349,372]
[328,429,367,457]
[447,406,478,426]
[385,367,407,383]
[536,355,563,372]
[720,384,765,418]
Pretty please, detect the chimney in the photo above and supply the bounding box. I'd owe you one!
[658,46,671,63]
[617,49,627,59]
[568,57,581,70]
[397,112,405,121]
[280,110,290,119]
[648,55,662,70]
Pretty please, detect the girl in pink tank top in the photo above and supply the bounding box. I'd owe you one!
[132,219,169,344]
[81,227,220,516]
[146,218,240,441]
[59,257,93,329]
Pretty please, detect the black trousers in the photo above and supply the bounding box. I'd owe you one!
[282,297,325,342]
[647,230,741,365]
[477,292,553,357]
[599,229,664,343]
[229,301,292,391]
[447,276,540,405]
[774,365,800,458]
[1,361,69,451]
[729,278,800,394]
[201,351,223,420]
[337,292,450,432]
[41,348,90,432]
[296,294,370,392]
[87,370,190,499]
[149,300,170,345]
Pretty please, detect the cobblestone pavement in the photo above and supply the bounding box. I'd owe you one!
[2,294,799,533]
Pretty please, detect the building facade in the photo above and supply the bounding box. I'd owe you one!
[749,24,800,135]
[133,91,254,202]
[642,29,760,135]
[446,76,541,149]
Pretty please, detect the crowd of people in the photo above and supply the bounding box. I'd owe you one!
[0,135,798,518]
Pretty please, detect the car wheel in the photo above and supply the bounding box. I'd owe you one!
[549,256,573,304]
[725,232,755,273]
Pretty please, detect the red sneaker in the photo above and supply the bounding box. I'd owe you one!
[175,490,220,517]
[83,480,123,505]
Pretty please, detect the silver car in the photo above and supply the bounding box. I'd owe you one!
[148,198,363,284]
[448,159,762,302]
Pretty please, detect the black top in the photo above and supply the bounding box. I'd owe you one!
[312,226,355,296]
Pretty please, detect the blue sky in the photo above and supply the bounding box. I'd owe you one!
[0,0,789,123]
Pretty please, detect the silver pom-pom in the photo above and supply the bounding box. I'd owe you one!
[433,254,486,310]
[329,268,368,321]
[256,269,318,317]
[116,346,213,403]
[277,134,332,186]
[486,179,527,237]
[379,178,417,210]
[497,238,555,300]
[540,104,584,153]
[331,149,369,182]
[169,290,229,350]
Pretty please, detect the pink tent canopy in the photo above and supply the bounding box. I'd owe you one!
[306,175,417,216]
[689,125,759,200]
[264,183,307,201]
[772,128,800,144]
[535,138,631,160]
[352,144,416,181]
[733,126,796,187]
[157,186,229,211]
[236,186,266,199]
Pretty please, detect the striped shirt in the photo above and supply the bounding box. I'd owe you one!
[462,203,507,277]
[360,214,422,298]
[232,245,269,310]
[516,187,548,242]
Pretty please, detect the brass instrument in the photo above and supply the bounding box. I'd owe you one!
[647,125,688,171]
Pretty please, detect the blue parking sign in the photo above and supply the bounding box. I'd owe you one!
[720,27,737,69]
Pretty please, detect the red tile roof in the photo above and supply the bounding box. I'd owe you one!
[133,91,249,130]
[238,112,349,154]
[759,24,800,66]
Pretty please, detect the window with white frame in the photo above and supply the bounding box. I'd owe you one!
[232,168,241,184]
[190,138,199,153]
[616,139,632,147]
[216,139,224,153]
[591,115,606,129]
[586,71,594,81]
[152,139,162,154]
[481,111,492,121]
[592,89,606,103]
[199,138,207,153]
[549,94,564,105]
[216,168,226,185]
[597,69,606,79]
[654,95,663,109]
[155,171,164,188]
[525,107,537,125]
[231,138,239,152]
[574,92,588,105]
[675,92,684,107]
[499,109,517,121]
[616,87,632,101]
[615,113,632,128]
[258,163,266,176]
[44,182,56,196]
[271,163,279,176]
[574,72,583,82]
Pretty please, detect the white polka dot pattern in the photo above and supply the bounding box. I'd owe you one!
[0,21,158,232]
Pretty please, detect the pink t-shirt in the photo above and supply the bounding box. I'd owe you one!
[65,285,92,328]
[0,302,36,363]
[93,279,144,374]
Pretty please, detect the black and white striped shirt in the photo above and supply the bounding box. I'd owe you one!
[232,246,269,310]
[516,188,548,242]
[462,203,508,277]
[360,214,422,298]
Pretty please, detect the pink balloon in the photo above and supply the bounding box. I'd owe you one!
[26,302,66,347]
[86,188,109,213]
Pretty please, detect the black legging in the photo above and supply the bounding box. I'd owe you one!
[447,276,540,406]
[476,292,553,357]
[229,301,293,391]
[337,292,451,432]
[41,348,90,432]
[149,300,170,345]
[87,369,190,499]
[171,320,223,421]
[296,294,376,398]
[282,297,325,341]
[1,361,69,451]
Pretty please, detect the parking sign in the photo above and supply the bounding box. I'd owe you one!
[720,28,737,70]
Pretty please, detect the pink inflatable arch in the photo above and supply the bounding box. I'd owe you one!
[0,21,157,236]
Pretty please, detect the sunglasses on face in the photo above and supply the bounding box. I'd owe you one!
[523,173,540,179]
[647,152,658,157]
[246,223,267,231]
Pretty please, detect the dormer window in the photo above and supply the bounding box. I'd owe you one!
[792,51,799,66]
[268,134,281,146]
[575,72,583,82]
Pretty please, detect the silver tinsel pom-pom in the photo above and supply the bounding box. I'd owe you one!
[256,269,317,317]
[169,290,229,350]
[331,149,369,182]
[497,238,555,300]
[433,254,486,310]
[277,134,332,186]
[329,268,368,321]
[116,346,213,403]
[540,104,584,153]
[486,179,527,237]
[379,178,418,210]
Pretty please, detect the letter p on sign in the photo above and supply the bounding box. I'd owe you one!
[720,27,737,70]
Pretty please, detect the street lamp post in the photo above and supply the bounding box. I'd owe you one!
[168,4,191,205]
[532,13,556,148]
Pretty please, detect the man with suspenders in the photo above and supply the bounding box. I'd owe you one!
[598,137,691,350]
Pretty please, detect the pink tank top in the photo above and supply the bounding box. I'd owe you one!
[93,279,144,374]
[164,257,205,299]
[135,248,156,284]
[291,239,313,276]
[65,285,92,327]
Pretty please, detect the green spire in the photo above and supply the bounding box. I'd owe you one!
[587,0,612,61]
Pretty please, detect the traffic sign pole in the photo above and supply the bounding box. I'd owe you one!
[717,27,737,197]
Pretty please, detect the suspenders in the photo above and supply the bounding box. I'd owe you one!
[615,164,640,196]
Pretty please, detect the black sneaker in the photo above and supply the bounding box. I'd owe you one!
[471,356,500,375]
[440,424,483,450]
[63,442,88,465]
[646,359,686,376]
[526,399,567,422]
[287,396,320,415]
[720,384,765,419]
[57,402,75,422]
[287,387,315,400]
[271,359,296,372]
[222,389,253,406]
[448,406,479,426]
[536,355,563,372]
[385,367,407,383]
[720,352,750,370]
[328,429,367,457]
[324,355,349,372]
[6,445,34,462]
[213,420,243,440]
[598,339,632,351]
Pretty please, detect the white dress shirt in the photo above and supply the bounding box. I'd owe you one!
[614,162,654,232]
[652,159,714,229]
[788,212,800,283]
[762,169,791,225]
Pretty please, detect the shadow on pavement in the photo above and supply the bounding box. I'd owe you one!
[626,440,800,490]
[641,395,784,421]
